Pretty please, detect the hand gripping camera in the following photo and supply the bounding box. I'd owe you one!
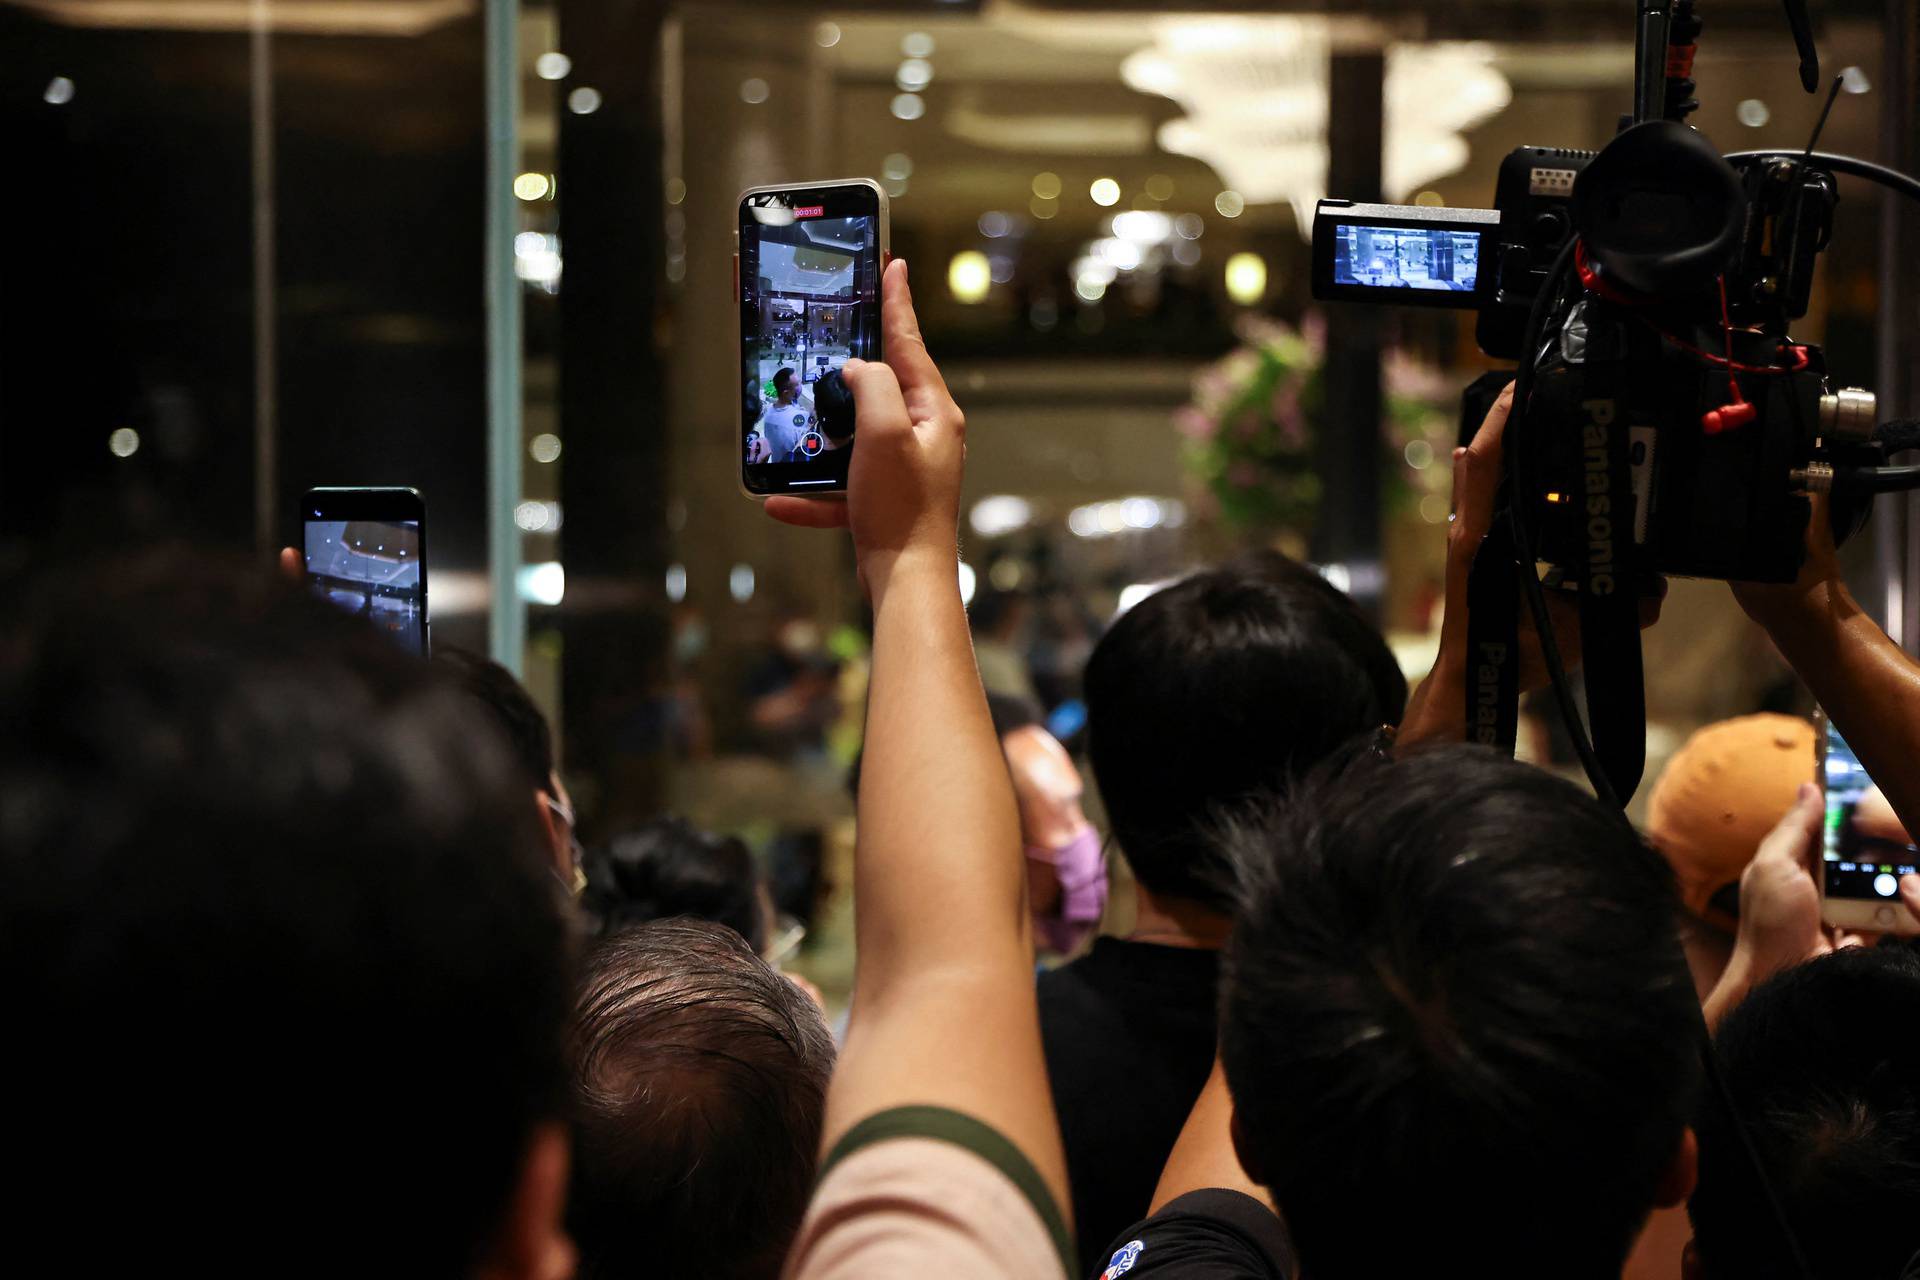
[1313,0,1920,805]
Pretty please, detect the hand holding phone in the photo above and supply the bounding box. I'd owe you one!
[1700,783,1841,1027]
[1819,717,1920,935]
[766,259,965,600]
[301,487,429,656]
[739,179,888,498]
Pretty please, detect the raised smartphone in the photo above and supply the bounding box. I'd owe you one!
[1818,714,1920,934]
[301,486,429,656]
[738,178,887,498]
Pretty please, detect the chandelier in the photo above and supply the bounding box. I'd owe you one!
[1121,17,1512,237]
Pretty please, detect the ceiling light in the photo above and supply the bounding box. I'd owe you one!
[890,93,925,121]
[948,251,991,304]
[978,211,1012,238]
[566,86,601,114]
[1090,177,1121,206]
[518,562,566,606]
[902,31,935,58]
[1841,66,1870,94]
[814,21,841,48]
[108,427,139,457]
[534,50,570,79]
[1214,190,1245,218]
[513,172,551,201]
[883,152,913,180]
[1736,98,1770,127]
[1111,210,1172,244]
[1032,171,1063,200]
[1072,257,1118,287]
[1124,18,1510,235]
[896,58,933,92]
[740,78,770,105]
[1225,252,1267,304]
[971,496,1034,537]
[1092,238,1142,270]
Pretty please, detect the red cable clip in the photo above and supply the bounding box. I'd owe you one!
[1701,276,1756,434]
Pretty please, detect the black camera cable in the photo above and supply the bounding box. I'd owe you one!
[1724,150,1920,205]
[1500,236,1625,810]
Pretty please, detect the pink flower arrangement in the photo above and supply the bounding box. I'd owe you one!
[1177,312,1454,537]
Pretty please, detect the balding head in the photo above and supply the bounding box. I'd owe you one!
[567,919,834,1280]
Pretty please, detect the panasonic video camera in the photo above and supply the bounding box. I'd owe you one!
[1311,0,1895,588]
[1311,0,1920,801]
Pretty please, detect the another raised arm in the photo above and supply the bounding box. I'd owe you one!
[768,258,1071,1218]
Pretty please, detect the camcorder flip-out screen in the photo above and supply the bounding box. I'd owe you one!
[1311,201,1500,310]
[738,179,887,498]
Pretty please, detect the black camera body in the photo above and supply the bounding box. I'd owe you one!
[1474,146,1594,361]
[1312,119,1869,588]
[1307,0,1920,807]
[1529,309,1823,584]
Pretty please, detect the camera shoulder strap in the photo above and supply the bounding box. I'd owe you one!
[1573,369,1648,799]
[1464,507,1522,754]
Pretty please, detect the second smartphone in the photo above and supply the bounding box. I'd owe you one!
[739,178,888,498]
[301,486,430,656]
[1819,715,1920,934]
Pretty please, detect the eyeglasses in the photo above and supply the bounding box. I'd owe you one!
[543,792,586,894]
[765,912,808,967]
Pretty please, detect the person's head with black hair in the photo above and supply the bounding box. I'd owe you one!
[580,816,770,951]
[568,918,834,1280]
[1084,549,1406,916]
[0,551,575,1278]
[1687,945,1920,1280]
[1219,746,1701,1280]
[815,367,856,446]
[434,647,578,885]
[773,367,799,404]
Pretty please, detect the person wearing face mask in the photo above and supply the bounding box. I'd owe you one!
[987,694,1108,957]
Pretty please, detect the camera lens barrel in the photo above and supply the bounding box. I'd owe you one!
[1819,388,1878,440]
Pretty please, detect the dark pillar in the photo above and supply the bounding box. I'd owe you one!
[556,0,673,831]
[1875,0,1920,649]
[1315,49,1387,616]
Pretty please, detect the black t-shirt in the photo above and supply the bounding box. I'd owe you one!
[1037,937,1222,1270]
[1095,1189,1295,1279]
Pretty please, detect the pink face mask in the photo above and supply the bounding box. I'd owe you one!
[1028,824,1109,955]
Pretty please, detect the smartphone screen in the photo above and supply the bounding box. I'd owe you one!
[1821,722,1919,904]
[739,180,885,497]
[302,487,429,656]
